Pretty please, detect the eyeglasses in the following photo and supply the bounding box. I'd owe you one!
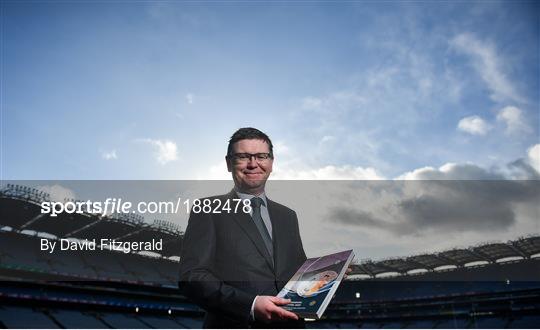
[229,153,273,163]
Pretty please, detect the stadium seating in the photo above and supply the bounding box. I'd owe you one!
[0,306,60,328]
[48,309,110,329]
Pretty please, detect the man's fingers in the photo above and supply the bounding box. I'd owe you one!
[280,309,299,320]
[269,296,291,305]
[271,306,298,320]
[257,296,298,322]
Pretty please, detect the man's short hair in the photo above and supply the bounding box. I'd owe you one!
[226,127,274,158]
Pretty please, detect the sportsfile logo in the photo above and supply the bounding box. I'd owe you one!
[40,197,252,217]
[41,198,138,217]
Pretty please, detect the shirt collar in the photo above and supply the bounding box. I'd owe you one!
[234,188,268,207]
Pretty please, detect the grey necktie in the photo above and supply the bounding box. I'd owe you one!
[250,197,273,259]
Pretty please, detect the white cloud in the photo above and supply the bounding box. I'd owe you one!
[140,139,178,165]
[396,162,504,180]
[101,149,118,160]
[36,185,77,202]
[301,97,322,110]
[320,135,335,144]
[450,33,523,103]
[202,161,384,180]
[457,115,491,135]
[527,144,540,174]
[396,166,437,180]
[185,93,194,104]
[206,160,230,180]
[496,106,530,134]
[300,91,367,114]
[273,141,291,158]
[272,165,384,180]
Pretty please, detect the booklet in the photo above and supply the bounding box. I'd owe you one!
[277,249,355,319]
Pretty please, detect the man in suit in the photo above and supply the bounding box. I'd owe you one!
[179,127,307,328]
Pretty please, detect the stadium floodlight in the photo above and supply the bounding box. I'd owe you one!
[152,219,182,235]
[111,212,144,226]
[2,184,49,204]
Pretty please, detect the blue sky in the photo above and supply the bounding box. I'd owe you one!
[2,1,539,180]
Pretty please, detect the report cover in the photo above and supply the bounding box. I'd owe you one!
[277,249,355,319]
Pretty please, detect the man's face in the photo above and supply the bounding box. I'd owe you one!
[226,139,273,195]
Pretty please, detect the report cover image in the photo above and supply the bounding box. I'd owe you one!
[278,249,354,319]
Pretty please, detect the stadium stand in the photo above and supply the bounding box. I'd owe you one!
[1,184,539,328]
[50,309,111,328]
[0,306,61,328]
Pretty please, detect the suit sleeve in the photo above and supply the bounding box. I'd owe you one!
[293,210,307,262]
[178,210,255,322]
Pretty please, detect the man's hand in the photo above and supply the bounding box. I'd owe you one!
[254,296,299,323]
[343,267,353,279]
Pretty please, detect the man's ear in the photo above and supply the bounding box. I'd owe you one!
[226,156,232,172]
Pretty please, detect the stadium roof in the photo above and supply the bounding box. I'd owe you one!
[0,184,183,258]
[351,236,540,278]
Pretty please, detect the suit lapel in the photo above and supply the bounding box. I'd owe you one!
[227,191,275,272]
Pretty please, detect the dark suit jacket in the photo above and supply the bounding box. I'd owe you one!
[178,190,307,328]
